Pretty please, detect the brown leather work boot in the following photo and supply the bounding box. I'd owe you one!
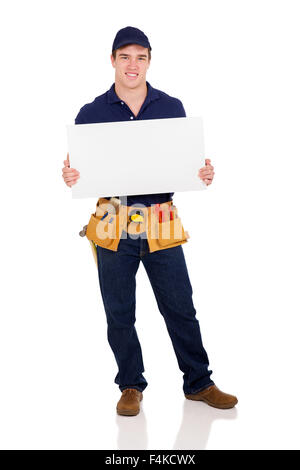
[185,385,238,409]
[116,388,143,416]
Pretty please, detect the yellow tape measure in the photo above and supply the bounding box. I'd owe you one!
[128,210,144,224]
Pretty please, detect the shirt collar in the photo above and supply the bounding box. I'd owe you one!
[107,81,160,105]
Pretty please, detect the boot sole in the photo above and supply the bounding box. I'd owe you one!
[116,409,140,416]
[185,395,238,409]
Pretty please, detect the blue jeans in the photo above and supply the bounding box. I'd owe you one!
[96,230,214,395]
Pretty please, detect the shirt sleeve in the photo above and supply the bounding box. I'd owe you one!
[175,99,186,118]
[75,108,87,125]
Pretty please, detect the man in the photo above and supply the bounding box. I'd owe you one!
[62,26,238,416]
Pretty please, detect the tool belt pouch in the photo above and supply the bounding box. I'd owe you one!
[85,198,122,251]
[157,217,188,248]
[85,212,120,250]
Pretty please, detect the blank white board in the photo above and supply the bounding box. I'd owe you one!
[66,116,207,199]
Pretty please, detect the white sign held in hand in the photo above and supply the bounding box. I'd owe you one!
[66,116,206,199]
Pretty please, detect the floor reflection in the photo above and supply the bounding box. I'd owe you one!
[116,409,148,450]
[173,400,238,450]
[116,397,237,450]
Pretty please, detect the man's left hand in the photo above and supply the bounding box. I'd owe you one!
[198,158,214,186]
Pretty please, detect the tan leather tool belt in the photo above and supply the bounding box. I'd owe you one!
[84,197,189,253]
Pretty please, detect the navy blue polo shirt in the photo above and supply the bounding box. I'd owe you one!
[75,81,186,206]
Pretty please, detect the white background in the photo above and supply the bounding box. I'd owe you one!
[0,0,300,450]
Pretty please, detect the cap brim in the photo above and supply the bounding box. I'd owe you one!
[112,40,151,52]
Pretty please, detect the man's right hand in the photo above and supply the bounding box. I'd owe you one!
[62,153,80,187]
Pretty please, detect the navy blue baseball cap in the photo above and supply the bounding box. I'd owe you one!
[112,26,152,53]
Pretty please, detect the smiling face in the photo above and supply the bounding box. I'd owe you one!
[111,44,151,90]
